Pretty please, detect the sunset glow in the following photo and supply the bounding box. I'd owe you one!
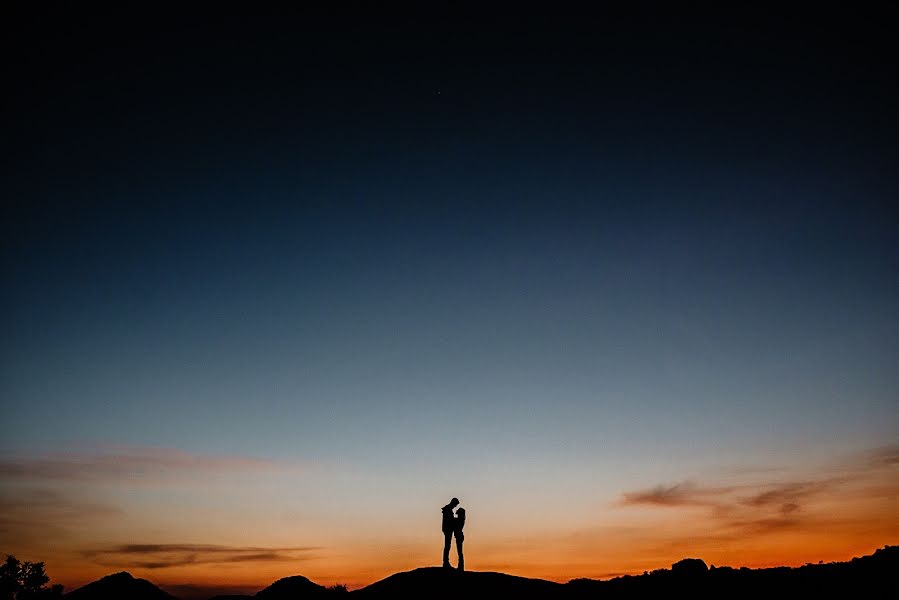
[3,443,896,593]
[3,6,897,599]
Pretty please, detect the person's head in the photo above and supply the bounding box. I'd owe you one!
[450,497,460,507]
[455,507,465,518]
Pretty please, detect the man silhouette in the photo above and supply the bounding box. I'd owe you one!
[441,497,459,568]
[454,507,466,572]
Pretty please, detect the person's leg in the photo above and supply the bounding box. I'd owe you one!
[455,535,464,572]
[443,531,452,567]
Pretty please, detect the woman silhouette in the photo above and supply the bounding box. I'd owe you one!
[454,507,466,572]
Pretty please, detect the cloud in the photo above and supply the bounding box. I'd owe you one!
[617,443,899,555]
[620,478,840,513]
[0,446,289,484]
[621,444,898,515]
[0,487,122,546]
[862,444,899,468]
[0,488,119,517]
[779,502,800,515]
[726,515,802,535]
[620,481,734,508]
[739,479,844,509]
[82,543,322,569]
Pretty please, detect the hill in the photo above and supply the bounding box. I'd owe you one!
[356,566,562,598]
[65,571,178,600]
[205,574,332,600]
[65,545,898,599]
[355,546,899,598]
[256,575,332,598]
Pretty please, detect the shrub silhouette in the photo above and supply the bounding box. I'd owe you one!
[671,558,708,576]
[0,556,63,600]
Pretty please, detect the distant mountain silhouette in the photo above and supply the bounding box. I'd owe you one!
[66,545,898,599]
[204,575,334,600]
[256,575,332,598]
[65,571,177,600]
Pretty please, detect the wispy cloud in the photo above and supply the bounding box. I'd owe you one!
[0,446,289,484]
[0,488,122,545]
[620,481,734,508]
[861,444,899,468]
[621,445,897,512]
[724,515,801,535]
[739,478,844,510]
[618,444,899,552]
[82,543,322,569]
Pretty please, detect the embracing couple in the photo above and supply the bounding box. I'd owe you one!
[441,497,466,571]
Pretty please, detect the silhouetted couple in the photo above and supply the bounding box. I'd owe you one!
[441,497,466,571]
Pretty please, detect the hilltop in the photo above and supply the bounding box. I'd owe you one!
[63,545,898,599]
[65,571,178,600]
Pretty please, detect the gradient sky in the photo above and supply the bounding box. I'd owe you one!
[2,6,898,598]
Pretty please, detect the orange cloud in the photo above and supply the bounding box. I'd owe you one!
[620,482,735,508]
[739,478,845,509]
[611,445,899,571]
[860,444,899,468]
[81,544,321,569]
[0,487,121,546]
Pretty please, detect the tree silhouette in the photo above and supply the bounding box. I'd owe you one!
[0,556,63,600]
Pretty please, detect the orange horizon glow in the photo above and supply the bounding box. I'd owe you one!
[38,536,899,594]
[4,444,896,596]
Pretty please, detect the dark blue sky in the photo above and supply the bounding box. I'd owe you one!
[1,3,897,532]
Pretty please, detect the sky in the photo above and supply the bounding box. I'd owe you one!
[2,5,898,597]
